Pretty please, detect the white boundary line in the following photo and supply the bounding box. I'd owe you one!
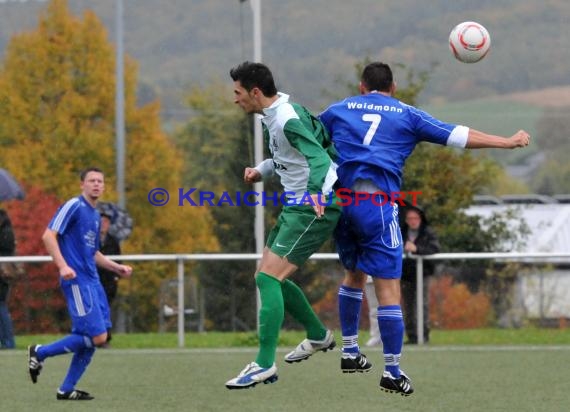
[3,345,570,357]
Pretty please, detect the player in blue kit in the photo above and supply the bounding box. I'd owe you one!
[319,62,530,395]
[28,167,132,401]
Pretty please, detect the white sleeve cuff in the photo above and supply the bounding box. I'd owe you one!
[447,125,469,148]
[254,159,274,178]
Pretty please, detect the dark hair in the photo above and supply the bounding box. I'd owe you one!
[361,62,393,93]
[80,167,104,182]
[229,61,277,96]
[0,209,15,255]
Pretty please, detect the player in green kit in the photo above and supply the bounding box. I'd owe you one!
[225,61,341,389]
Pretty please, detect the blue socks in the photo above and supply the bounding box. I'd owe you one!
[339,284,405,377]
[35,333,95,393]
[338,285,363,357]
[37,334,93,360]
[378,305,404,377]
[59,347,95,393]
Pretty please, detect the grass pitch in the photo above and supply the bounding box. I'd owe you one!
[1,345,569,412]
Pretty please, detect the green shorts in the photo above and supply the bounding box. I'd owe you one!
[266,199,341,266]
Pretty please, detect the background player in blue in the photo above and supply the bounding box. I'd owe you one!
[319,62,530,396]
[28,167,133,401]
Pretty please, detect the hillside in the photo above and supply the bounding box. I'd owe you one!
[488,86,570,108]
[423,86,570,179]
[424,86,570,139]
[0,0,569,126]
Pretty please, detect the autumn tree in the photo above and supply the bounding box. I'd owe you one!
[175,82,260,330]
[0,0,218,332]
[3,185,65,334]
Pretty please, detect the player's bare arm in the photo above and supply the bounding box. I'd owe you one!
[466,128,530,149]
[41,228,76,280]
[95,251,132,278]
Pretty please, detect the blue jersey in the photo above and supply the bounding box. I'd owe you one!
[319,93,466,193]
[48,195,101,283]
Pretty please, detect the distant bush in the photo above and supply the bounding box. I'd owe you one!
[430,274,493,329]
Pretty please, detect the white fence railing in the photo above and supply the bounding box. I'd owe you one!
[3,252,570,347]
[413,252,570,344]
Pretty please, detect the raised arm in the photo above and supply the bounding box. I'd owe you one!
[466,128,530,149]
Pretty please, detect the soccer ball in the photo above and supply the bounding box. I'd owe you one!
[449,21,491,63]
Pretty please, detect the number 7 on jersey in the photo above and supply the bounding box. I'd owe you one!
[362,114,381,145]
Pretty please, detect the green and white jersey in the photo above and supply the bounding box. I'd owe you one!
[255,93,337,201]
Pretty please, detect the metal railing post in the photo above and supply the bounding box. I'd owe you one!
[177,256,185,348]
[416,256,425,345]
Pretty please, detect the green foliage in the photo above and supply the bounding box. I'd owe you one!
[532,158,570,194]
[393,63,434,106]
[485,167,530,195]
[175,82,259,329]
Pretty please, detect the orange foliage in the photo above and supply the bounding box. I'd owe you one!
[429,275,492,329]
[311,288,340,330]
[311,279,370,331]
[301,274,493,333]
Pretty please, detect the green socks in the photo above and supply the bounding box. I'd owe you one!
[255,272,284,368]
[281,279,327,341]
[254,274,327,367]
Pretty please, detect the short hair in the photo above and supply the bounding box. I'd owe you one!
[100,212,113,220]
[229,61,277,97]
[361,62,393,93]
[80,167,104,182]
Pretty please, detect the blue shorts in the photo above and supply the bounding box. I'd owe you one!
[334,197,403,279]
[61,279,110,337]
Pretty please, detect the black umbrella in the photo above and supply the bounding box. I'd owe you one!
[96,201,133,242]
[0,168,25,202]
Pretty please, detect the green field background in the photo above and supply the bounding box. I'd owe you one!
[1,346,569,412]
[2,329,570,412]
